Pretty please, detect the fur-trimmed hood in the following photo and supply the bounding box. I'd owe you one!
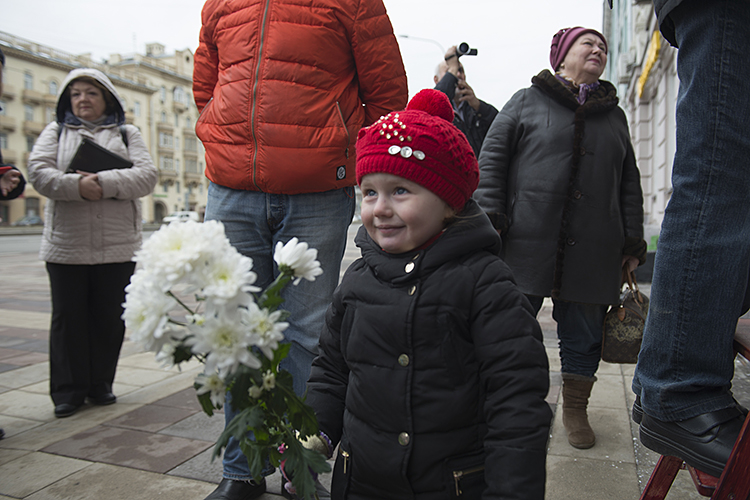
[56,68,126,125]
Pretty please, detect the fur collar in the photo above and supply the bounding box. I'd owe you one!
[531,69,618,114]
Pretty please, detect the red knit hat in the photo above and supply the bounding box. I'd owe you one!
[550,27,608,71]
[355,89,478,211]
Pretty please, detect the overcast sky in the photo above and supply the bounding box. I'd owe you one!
[0,0,604,109]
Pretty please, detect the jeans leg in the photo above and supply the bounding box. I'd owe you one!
[634,0,750,421]
[270,188,356,396]
[552,299,606,378]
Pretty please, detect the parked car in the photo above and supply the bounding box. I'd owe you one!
[12,214,43,226]
[162,211,200,224]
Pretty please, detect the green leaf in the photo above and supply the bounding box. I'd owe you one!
[193,384,216,416]
[282,438,332,500]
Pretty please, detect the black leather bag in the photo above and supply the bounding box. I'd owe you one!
[601,270,649,364]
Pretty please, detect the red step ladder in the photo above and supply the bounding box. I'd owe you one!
[638,318,750,500]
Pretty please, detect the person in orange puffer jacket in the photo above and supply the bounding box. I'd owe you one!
[193,1,407,499]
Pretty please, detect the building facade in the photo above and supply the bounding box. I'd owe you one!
[0,32,207,225]
[602,1,679,250]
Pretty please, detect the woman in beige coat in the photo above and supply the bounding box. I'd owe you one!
[28,68,157,418]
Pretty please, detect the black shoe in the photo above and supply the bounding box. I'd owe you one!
[54,403,81,418]
[282,478,330,500]
[639,405,746,477]
[633,395,643,424]
[89,392,117,406]
[204,478,267,500]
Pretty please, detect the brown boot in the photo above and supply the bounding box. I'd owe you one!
[561,373,596,449]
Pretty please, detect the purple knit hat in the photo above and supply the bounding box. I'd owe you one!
[550,27,608,71]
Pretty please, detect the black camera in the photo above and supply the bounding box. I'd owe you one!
[456,42,478,57]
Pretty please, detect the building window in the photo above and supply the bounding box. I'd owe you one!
[163,183,169,193]
[49,80,58,95]
[24,72,33,90]
[45,107,55,123]
[185,115,192,128]
[184,136,197,152]
[159,156,174,170]
[159,132,173,148]
[160,111,167,123]
[0,133,8,149]
[186,158,198,173]
[27,135,37,152]
[174,136,180,150]
[176,181,180,194]
[160,86,166,103]
[134,101,141,117]
[175,158,180,173]
[24,105,34,121]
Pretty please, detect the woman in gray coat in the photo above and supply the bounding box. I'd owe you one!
[475,27,646,450]
[28,69,158,418]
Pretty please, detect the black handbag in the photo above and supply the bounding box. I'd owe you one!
[601,270,649,364]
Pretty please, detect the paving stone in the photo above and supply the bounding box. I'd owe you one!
[42,425,213,474]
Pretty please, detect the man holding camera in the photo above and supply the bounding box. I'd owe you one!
[434,44,498,157]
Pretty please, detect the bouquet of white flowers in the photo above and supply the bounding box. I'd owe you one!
[122,220,330,499]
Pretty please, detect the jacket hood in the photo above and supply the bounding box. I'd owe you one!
[56,68,126,125]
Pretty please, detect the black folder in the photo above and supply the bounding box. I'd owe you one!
[66,138,133,173]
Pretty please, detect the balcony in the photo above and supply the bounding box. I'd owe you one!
[23,120,46,135]
[183,171,203,187]
[0,116,17,132]
[159,169,178,185]
[43,94,58,106]
[1,84,17,101]
[22,89,44,105]
[173,100,187,113]
[157,121,174,133]
[1,149,17,163]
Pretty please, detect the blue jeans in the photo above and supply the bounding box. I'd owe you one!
[633,0,750,421]
[527,295,606,378]
[205,182,356,481]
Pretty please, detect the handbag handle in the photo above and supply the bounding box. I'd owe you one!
[622,268,645,307]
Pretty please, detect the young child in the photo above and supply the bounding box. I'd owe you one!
[305,89,552,499]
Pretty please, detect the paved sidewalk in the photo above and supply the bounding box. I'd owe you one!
[0,224,726,499]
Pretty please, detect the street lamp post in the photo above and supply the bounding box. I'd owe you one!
[397,35,445,56]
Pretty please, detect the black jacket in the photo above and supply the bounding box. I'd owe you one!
[434,72,498,157]
[307,201,551,500]
[653,0,683,46]
[474,71,646,305]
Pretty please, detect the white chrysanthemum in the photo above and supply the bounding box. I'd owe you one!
[242,303,288,360]
[134,220,232,286]
[122,270,179,350]
[262,370,276,391]
[274,237,323,285]
[188,314,261,377]
[248,385,263,399]
[196,372,226,407]
[200,251,260,303]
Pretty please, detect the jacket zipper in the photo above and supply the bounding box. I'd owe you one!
[341,449,350,474]
[250,0,273,189]
[336,102,350,159]
[452,465,484,496]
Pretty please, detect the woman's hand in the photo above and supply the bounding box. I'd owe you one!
[0,169,21,197]
[621,255,638,273]
[78,171,102,200]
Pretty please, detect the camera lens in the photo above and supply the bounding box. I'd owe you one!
[458,42,470,55]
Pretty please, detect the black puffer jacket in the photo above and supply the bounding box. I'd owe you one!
[474,70,646,305]
[307,201,551,500]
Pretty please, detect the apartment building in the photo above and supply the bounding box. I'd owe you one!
[0,31,207,225]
